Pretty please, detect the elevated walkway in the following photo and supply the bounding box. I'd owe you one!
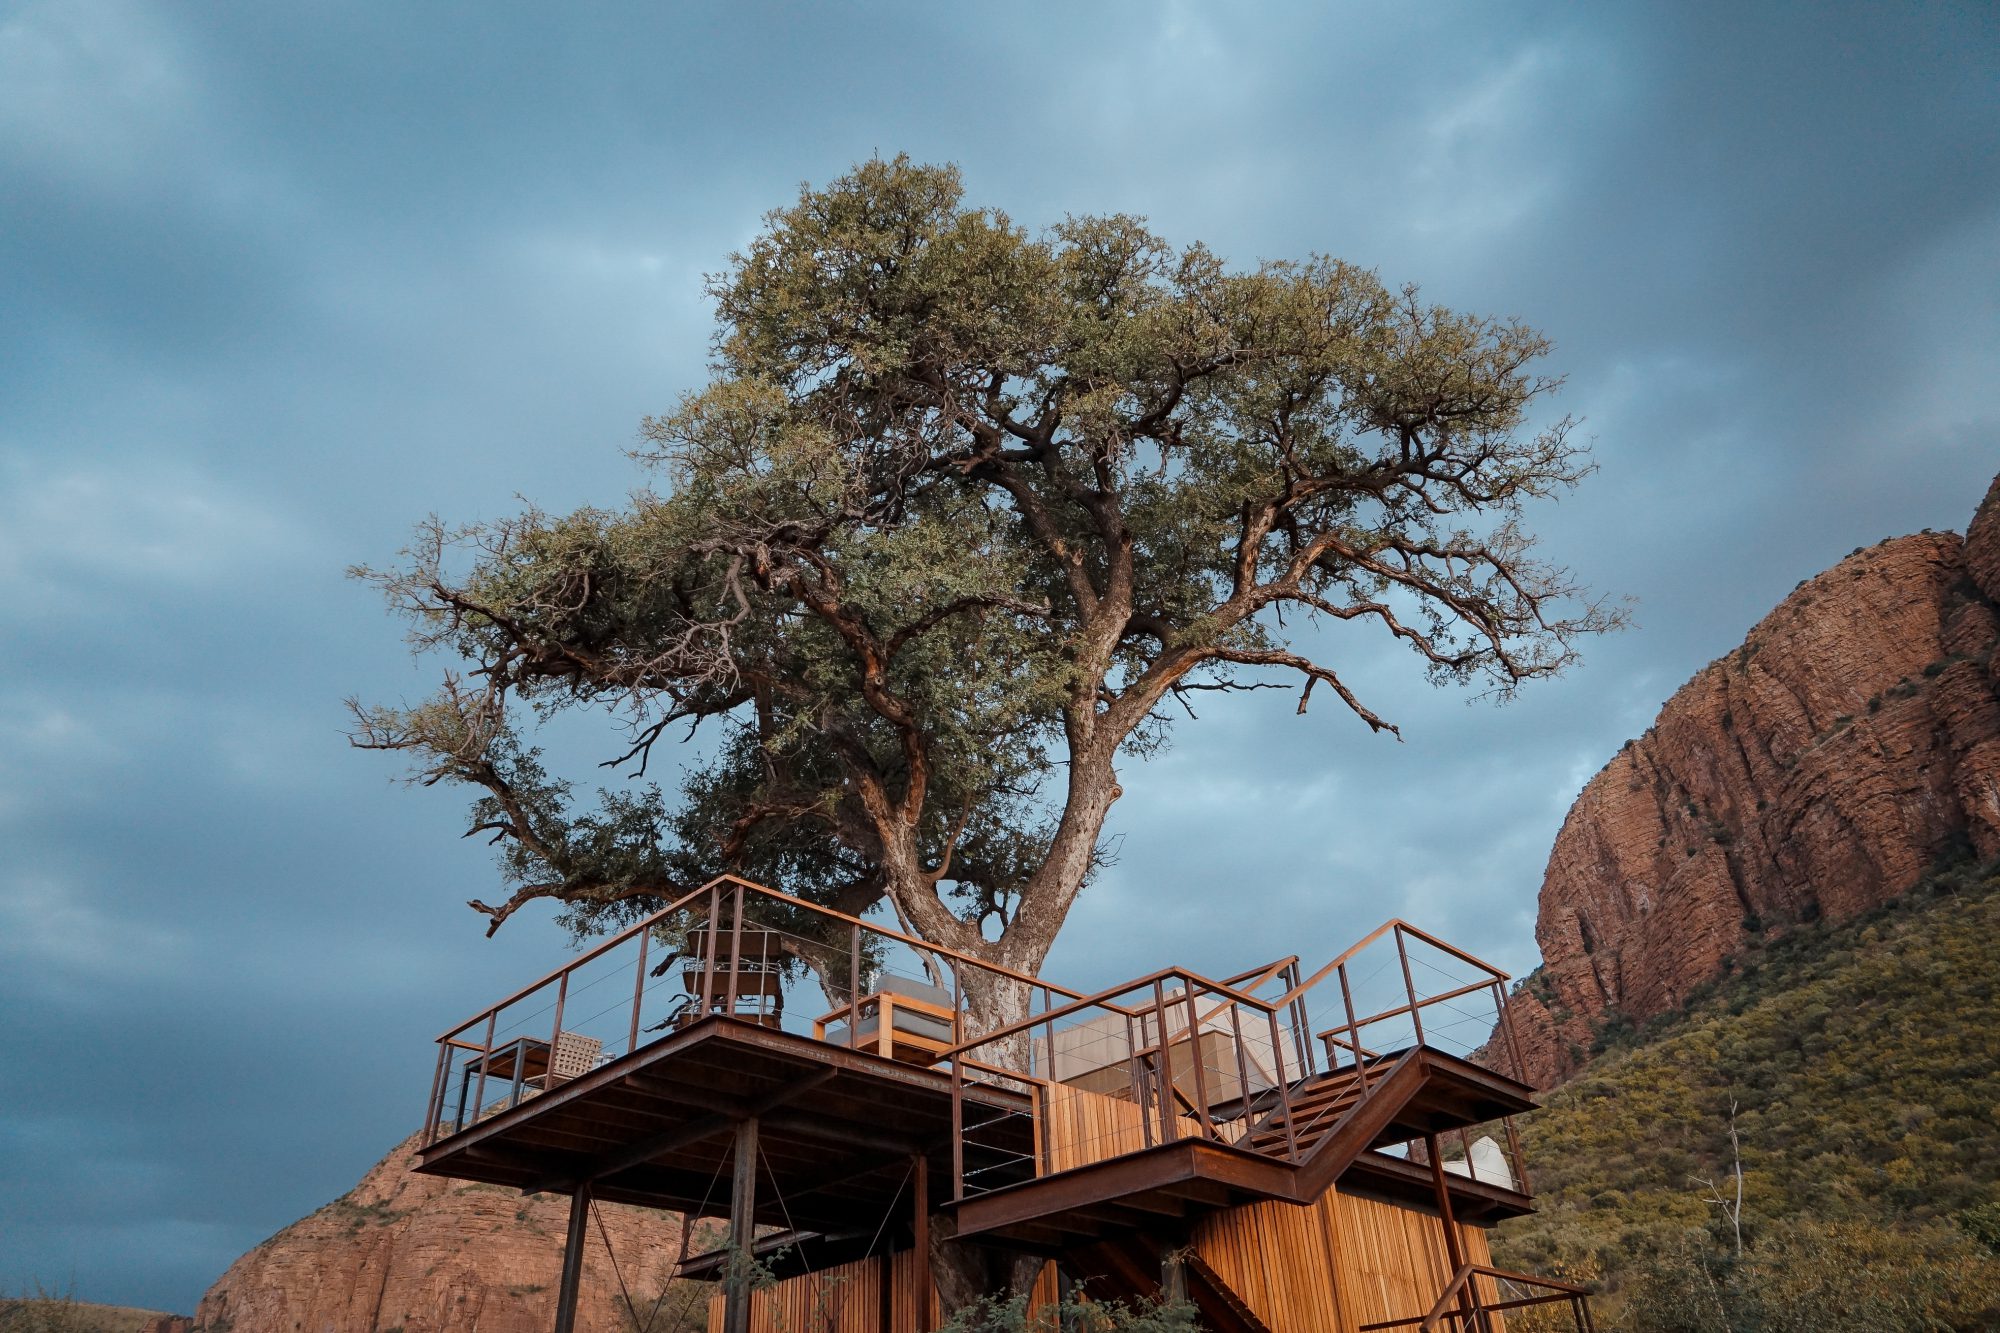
[945,1047,1534,1249]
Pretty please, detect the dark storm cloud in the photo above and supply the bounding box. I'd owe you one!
[3,0,1994,1310]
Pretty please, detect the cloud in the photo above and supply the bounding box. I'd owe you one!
[0,0,197,191]
[0,456,294,612]
[0,0,1995,1313]
[0,874,192,996]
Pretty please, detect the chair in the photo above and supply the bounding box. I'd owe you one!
[532,1031,603,1090]
[679,925,787,1028]
[815,974,958,1063]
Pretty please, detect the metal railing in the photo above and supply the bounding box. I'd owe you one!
[420,874,1091,1147]
[419,879,1535,1212]
[939,918,1534,1199]
[1358,1263,1597,1332]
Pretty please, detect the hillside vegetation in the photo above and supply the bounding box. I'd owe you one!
[1493,856,2000,1329]
[0,1294,178,1333]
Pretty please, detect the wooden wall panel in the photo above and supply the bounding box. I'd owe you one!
[1187,1188,1494,1332]
[1043,1081,1207,1172]
[713,1083,1499,1332]
[704,1253,881,1333]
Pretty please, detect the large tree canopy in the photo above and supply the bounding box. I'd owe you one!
[353,156,1619,985]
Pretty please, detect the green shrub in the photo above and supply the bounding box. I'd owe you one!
[940,1292,1202,1332]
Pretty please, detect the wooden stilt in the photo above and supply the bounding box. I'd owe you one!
[724,1117,760,1333]
[553,1180,590,1333]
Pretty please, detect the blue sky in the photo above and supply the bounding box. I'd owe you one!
[3,0,1995,1312]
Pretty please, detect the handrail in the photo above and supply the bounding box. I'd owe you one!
[935,965,1281,1063]
[1320,976,1510,1040]
[941,918,1507,1065]
[1354,1263,1592,1332]
[1267,919,1509,1013]
[1219,954,1299,990]
[434,879,715,1041]
[436,873,1093,1043]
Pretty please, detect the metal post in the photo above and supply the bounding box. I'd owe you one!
[848,924,861,1048]
[1266,1007,1298,1161]
[1041,986,1056,1085]
[470,1011,497,1125]
[1180,984,1213,1137]
[1396,927,1426,1048]
[911,1152,931,1332]
[1152,980,1179,1142]
[1286,962,1314,1076]
[548,970,570,1085]
[1127,1013,1154,1149]
[1229,1004,1253,1119]
[423,1042,449,1147]
[1495,981,1527,1080]
[701,886,721,1016]
[1502,1113,1532,1195]
[1339,964,1368,1094]
[628,926,650,1055]
[724,1117,760,1333]
[552,1180,590,1333]
[1424,1132,1475,1333]
[728,884,747,1018]
[950,1057,966,1201]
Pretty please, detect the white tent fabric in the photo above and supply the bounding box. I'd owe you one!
[1441,1134,1515,1190]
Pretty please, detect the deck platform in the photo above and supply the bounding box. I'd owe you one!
[417,1016,1028,1236]
[944,1048,1535,1248]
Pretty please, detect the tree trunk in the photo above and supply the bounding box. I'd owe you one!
[929,1210,1046,1320]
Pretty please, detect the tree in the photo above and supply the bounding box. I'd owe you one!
[352,155,1617,1019]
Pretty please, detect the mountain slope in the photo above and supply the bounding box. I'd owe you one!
[1493,856,2000,1325]
[194,1133,697,1333]
[1514,471,2000,1087]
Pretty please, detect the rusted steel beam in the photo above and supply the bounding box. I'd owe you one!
[1396,927,1426,1048]
[526,1066,838,1194]
[552,1180,590,1333]
[723,1116,759,1333]
[628,925,649,1056]
[911,1152,931,1332]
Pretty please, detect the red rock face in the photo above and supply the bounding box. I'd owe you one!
[194,1134,692,1333]
[1518,473,2000,1088]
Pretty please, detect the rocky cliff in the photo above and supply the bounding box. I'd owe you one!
[195,1134,692,1333]
[1515,472,2000,1088]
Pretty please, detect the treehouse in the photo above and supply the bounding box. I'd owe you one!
[413,876,1596,1333]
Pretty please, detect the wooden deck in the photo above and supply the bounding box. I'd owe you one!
[945,1048,1535,1248]
[410,876,1592,1331]
[417,1016,1028,1235]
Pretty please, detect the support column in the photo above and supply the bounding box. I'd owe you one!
[724,1117,760,1333]
[1424,1132,1480,1333]
[911,1152,931,1332]
[553,1180,590,1333]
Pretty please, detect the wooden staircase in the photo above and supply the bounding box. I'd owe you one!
[1239,1056,1395,1158]
[1071,1236,1273,1333]
[949,1047,1471,1248]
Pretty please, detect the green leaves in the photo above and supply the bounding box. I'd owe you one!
[354,155,1618,960]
